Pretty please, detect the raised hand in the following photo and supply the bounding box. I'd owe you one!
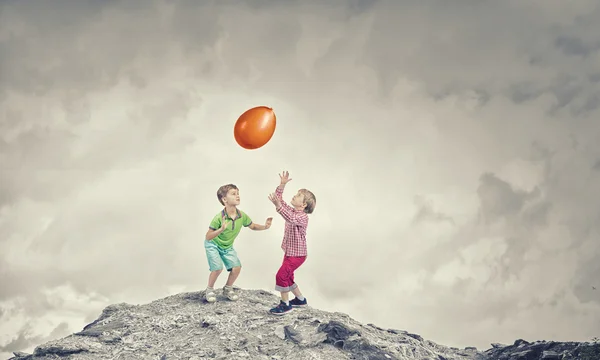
[268,193,281,208]
[279,171,292,185]
[265,217,273,229]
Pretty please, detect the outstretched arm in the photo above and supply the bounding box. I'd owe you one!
[273,170,293,209]
[268,170,306,225]
[249,218,272,230]
[274,185,292,211]
[268,190,308,227]
[276,202,308,227]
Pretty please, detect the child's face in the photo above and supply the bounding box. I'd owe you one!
[290,191,305,208]
[223,188,240,206]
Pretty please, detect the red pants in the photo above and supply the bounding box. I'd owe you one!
[275,255,306,292]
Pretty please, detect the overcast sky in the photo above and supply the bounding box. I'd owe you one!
[2,0,600,357]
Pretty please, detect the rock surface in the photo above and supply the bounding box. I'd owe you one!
[6,289,599,360]
[481,338,600,360]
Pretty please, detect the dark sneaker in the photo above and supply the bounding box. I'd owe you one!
[269,300,293,315]
[289,297,307,307]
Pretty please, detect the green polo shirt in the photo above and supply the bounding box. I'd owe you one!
[208,208,252,249]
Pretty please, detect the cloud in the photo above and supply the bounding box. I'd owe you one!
[0,328,43,354]
[412,195,455,226]
[1,0,600,356]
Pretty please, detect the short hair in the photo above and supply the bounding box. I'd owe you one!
[217,184,238,205]
[299,189,316,214]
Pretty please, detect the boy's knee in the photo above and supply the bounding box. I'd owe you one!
[230,266,241,273]
[211,269,223,274]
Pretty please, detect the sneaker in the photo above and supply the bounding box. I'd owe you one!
[223,285,239,301]
[289,297,307,307]
[205,287,216,303]
[269,300,293,315]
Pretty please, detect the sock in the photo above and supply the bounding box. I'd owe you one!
[297,295,305,301]
[284,300,289,306]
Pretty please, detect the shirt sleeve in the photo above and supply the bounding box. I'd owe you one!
[242,211,252,227]
[276,204,309,228]
[275,186,294,212]
[209,214,221,230]
[275,186,286,202]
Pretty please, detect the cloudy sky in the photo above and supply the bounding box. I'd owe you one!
[1,0,600,356]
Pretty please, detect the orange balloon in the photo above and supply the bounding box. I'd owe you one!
[233,106,277,150]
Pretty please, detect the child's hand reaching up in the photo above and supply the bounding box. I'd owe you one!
[265,217,273,229]
[268,193,281,208]
[279,171,292,185]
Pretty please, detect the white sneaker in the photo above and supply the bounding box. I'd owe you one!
[205,287,216,303]
[223,285,239,301]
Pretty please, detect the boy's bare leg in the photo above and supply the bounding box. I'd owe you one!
[291,286,303,299]
[208,270,222,288]
[222,267,241,301]
[281,291,290,303]
[225,266,241,287]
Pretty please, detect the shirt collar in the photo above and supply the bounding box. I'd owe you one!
[221,208,241,220]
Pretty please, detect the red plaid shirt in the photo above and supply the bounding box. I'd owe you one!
[275,185,309,257]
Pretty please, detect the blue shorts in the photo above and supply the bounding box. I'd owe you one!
[204,240,241,272]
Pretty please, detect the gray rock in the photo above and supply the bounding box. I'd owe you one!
[283,325,302,344]
[483,338,597,360]
[541,350,560,359]
[11,353,31,359]
[274,325,285,340]
[75,320,127,337]
[4,289,596,360]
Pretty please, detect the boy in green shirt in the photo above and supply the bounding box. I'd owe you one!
[204,183,272,302]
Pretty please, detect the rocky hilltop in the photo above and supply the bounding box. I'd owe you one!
[6,289,599,360]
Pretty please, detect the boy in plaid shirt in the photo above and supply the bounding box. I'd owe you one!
[267,171,316,315]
